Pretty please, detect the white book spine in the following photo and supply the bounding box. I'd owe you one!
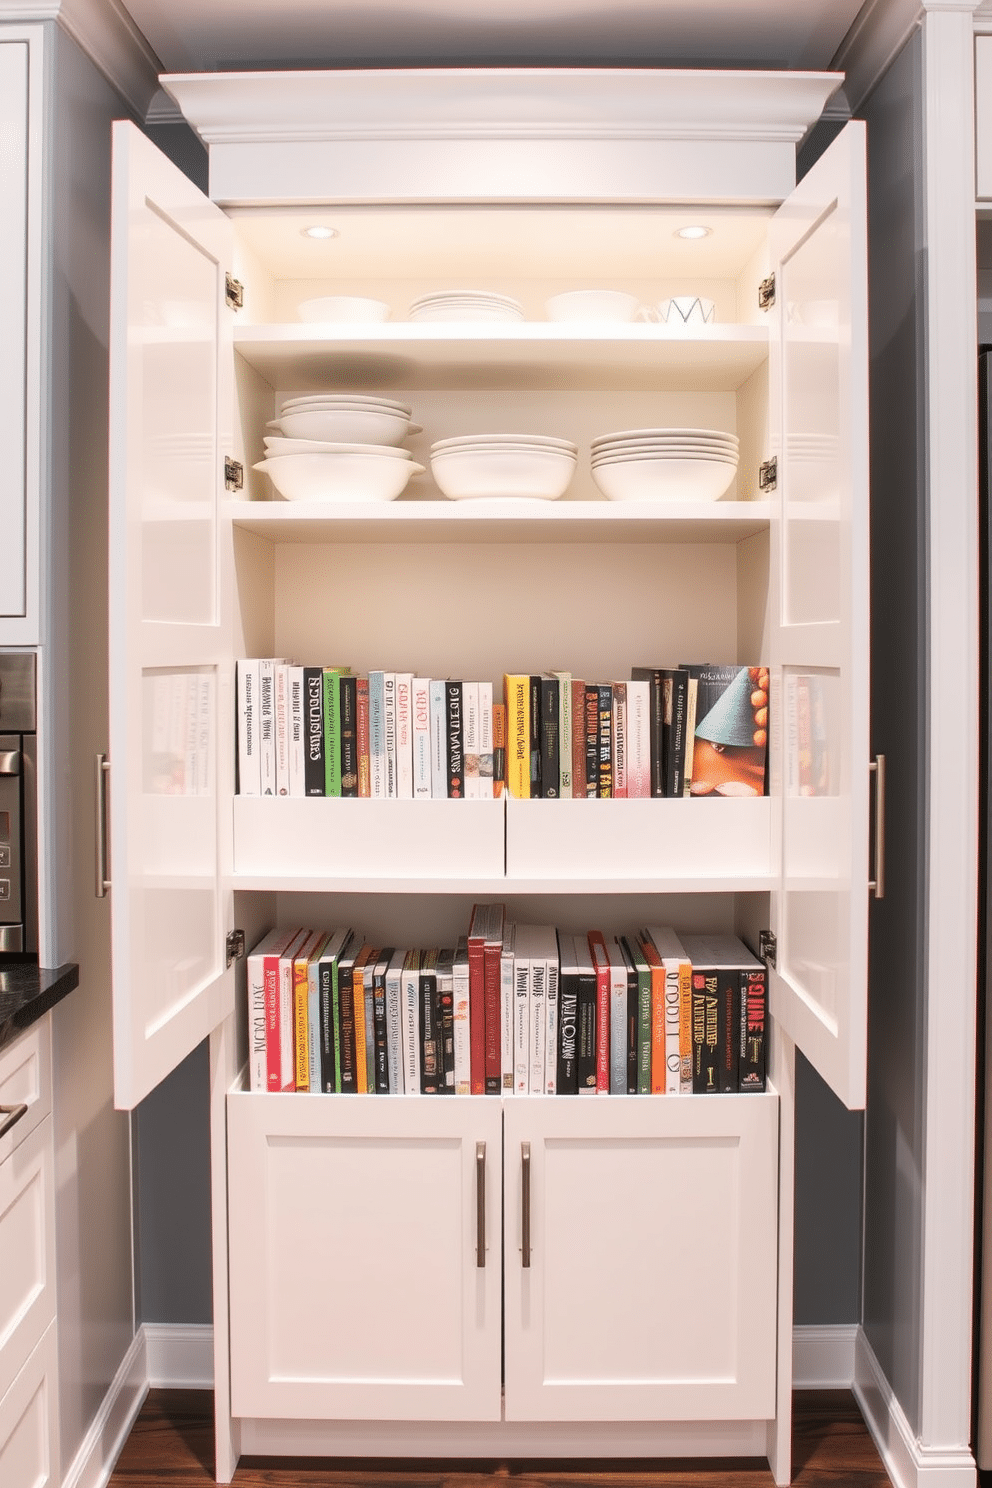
[609,942,627,1095]
[183,673,199,798]
[453,940,471,1095]
[386,949,405,1095]
[462,680,480,798]
[369,671,386,798]
[307,946,323,1093]
[429,680,447,798]
[401,953,421,1094]
[513,937,531,1095]
[196,672,211,796]
[500,920,515,1091]
[412,677,432,797]
[288,666,305,797]
[274,663,291,797]
[529,953,547,1097]
[258,659,277,796]
[394,673,414,799]
[544,932,559,1095]
[170,673,190,793]
[626,679,651,798]
[478,682,494,799]
[383,672,397,797]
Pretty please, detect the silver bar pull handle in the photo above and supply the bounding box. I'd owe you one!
[0,1104,27,1140]
[869,754,886,899]
[95,754,111,897]
[521,1141,531,1269]
[475,1141,486,1268]
[0,750,21,776]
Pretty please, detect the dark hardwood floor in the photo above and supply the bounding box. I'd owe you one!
[107,1390,893,1488]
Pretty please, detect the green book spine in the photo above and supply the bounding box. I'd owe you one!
[323,668,344,796]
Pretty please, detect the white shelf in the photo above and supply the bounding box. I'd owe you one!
[229,498,771,545]
[233,321,769,393]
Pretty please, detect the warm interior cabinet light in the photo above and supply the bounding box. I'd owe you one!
[675,225,712,240]
[301,225,338,240]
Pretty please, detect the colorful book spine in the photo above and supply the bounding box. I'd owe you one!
[626,678,651,798]
[529,675,543,797]
[739,963,767,1092]
[436,946,456,1093]
[503,674,530,798]
[395,673,414,799]
[483,903,505,1094]
[306,933,325,1093]
[491,700,506,798]
[583,684,599,797]
[588,931,611,1094]
[611,681,628,799]
[540,675,560,799]
[356,676,371,797]
[351,944,375,1094]
[337,940,360,1093]
[373,949,394,1094]
[550,671,572,799]
[467,911,486,1094]
[543,928,560,1095]
[575,933,598,1092]
[617,937,639,1094]
[322,667,344,797]
[569,679,587,798]
[529,933,547,1096]
[339,673,358,796]
[500,918,515,1090]
[453,936,472,1095]
[446,680,464,798]
[513,931,531,1095]
[555,931,579,1095]
[368,671,386,798]
[596,683,613,798]
[382,672,397,797]
[247,927,292,1090]
[419,948,441,1093]
[303,665,325,796]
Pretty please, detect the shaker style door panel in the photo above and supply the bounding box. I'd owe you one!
[108,121,236,1110]
[0,41,30,627]
[502,1096,779,1423]
[227,1094,503,1422]
[0,1118,56,1405]
[767,121,871,1110]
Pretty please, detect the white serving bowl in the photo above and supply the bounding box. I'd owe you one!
[431,432,577,453]
[274,407,414,445]
[591,455,737,503]
[408,304,524,323]
[592,426,738,447]
[297,296,391,322]
[545,289,639,323]
[279,393,411,412]
[430,445,576,501]
[254,452,425,503]
[656,295,716,325]
[263,436,414,458]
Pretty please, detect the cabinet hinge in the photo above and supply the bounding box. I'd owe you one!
[759,930,777,969]
[224,457,244,492]
[759,457,778,493]
[758,273,776,311]
[225,273,244,310]
[226,929,246,967]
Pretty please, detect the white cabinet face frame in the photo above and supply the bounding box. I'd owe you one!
[0,1322,58,1488]
[108,121,237,1111]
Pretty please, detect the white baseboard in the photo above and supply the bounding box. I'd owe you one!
[143,1323,214,1389]
[854,1329,977,1488]
[61,1330,148,1488]
[793,1323,859,1387]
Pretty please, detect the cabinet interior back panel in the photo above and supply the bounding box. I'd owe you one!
[272,541,742,679]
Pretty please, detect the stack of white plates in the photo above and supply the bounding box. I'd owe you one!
[430,433,577,501]
[407,291,524,323]
[255,393,424,502]
[268,392,417,446]
[591,427,739,503]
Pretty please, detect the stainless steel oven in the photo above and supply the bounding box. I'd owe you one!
[0,654,36,956]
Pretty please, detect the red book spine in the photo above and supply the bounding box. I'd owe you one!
[483,938,502,1094]
[468,939,486,1094]
[264,954,281,1092]
[588,931,611,1093]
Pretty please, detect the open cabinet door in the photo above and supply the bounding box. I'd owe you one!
[766,122,870,1111]
[108,121,236,1110]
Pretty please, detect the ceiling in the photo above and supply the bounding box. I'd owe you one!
[119,0,870,75]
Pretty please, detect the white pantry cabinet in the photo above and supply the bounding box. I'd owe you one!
[106,68,871,1487]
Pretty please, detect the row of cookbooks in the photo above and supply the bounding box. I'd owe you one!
[236,659,770,799]
[247,904,767,1097]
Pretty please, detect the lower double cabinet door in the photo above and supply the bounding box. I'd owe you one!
[227,1092,779,1426]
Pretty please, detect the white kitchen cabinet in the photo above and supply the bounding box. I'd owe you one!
[106,68,870,1486]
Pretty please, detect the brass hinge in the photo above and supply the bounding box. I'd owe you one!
[758,274,776,311]
[224,457,244,492]
[759,457,778,493]
[226,929,245,967]
[759,930,777,969]
[225,273,244,310]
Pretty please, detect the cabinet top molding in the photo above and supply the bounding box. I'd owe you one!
[159,67,844,147]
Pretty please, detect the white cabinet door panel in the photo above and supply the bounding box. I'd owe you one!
[0,1118,56,1407]
[0,1322,58,1488]
[227,1093,502,1421]
[503,1095,779,1422]
[768,121,870,1111]
[0,42,29,624]
[108,121,236,1110]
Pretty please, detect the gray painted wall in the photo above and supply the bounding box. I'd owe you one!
[860,28,928,1432]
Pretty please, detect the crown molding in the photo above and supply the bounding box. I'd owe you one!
[832,0,983,111]
[0,0,161,116]
[161,67,845,149]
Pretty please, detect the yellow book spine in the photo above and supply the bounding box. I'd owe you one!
[678,958,693,1092]
[293,960,310,1092]
[353,959,369,1094]
[503,674,530,799]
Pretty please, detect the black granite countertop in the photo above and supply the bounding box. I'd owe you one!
[0,962,80,1049]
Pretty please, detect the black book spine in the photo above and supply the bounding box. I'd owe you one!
[529,675,543,797]
[621,941,639,1095]
[717,968,739,1093]
[663,669,689,799]
[583,685,599,797]
[596,683,613,798]
[318,956,334,1093]
[540,677,560,799]
[691,969,720,1093]
[739,966,767,1092]
[303,666,326,797]
[339,674,359,797]
[439,972,455,1094]
[556,974,579,1095]
[630,668,663,797]
[446,681,464,799]
[420,962,441,1093]
[576,962,598,1092]
[373,954,392,1094]
[338,957,358,1092]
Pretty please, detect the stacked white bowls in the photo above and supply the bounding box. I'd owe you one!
[407,291,524,323]
[590,427,739,502]
[254,394,424,503]
[430,433,578,501]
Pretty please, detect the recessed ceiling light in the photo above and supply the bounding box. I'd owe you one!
[301,225,338,240]
[675,225,712,240]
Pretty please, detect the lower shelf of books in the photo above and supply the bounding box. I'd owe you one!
[225,1090,779,1425]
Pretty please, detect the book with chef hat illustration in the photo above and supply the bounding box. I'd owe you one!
[681,664,769,797]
